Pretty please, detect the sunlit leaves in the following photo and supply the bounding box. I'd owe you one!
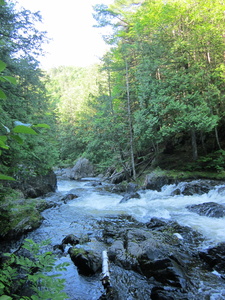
[0,60,6,72]
[0,90,6,99]
[33,123,50,129]
[0,136,9,149]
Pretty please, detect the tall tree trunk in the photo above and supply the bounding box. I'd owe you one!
[191,128,198,160]
[200,131,207,154]
[107,64,114,114]
[215,126,222,150]
[125,60,136,180]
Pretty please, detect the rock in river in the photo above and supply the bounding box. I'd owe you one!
[187,202,225,218]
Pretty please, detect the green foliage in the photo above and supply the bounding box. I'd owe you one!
[0,60,17,100]
[0,121,54,180]
[0,239,68,300]
[194,150,225,172]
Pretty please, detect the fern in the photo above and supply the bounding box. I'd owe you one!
[0,239,69,299]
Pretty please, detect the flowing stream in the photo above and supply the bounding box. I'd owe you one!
[27,178,225,299]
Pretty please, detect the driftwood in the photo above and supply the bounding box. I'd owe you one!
[101,250,110,291]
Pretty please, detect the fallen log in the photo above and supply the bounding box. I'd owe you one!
[100,250,119,299]
[101,250,110,291]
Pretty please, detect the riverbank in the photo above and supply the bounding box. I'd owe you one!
[0,189,60,243]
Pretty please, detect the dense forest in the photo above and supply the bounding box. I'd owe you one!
[1,0,225,183]
[47,0,225,179]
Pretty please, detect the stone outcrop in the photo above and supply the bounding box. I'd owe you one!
[106,225,192,290]
[97,216,224,299]
[49,213,225,299]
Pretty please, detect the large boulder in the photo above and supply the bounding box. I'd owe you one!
[144,172,223,195]
[144,172,175,191]
[199,242,225,275]
[181,181,212,196]
[68,247,102,276]
[187,202,225,218]
[8,169,57,198]
[69,158,94,180]
[0,197,48,240]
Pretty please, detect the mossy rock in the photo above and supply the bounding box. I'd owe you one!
[0,194,46,240]
[68,246,101,276]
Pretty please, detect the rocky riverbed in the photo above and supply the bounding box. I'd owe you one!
[2,176,225,299]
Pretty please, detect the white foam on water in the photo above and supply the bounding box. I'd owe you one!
[67,182,225,247]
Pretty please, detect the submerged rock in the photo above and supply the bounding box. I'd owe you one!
[61,193,79,203]
[119,192,141,203]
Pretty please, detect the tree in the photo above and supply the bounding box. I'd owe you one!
[0,1,58,178]
[92,0,225,166]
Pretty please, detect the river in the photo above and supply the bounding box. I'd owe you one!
[27,178,225,299]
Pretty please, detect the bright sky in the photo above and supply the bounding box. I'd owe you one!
[16,0,114,69]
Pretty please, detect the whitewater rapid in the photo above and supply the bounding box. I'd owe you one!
[57,180,225,248]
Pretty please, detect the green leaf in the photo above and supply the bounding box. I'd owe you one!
[33,123,50,129]
[0,174,15,181]
[0,89,6,99]
[13,125,37,135]
[11,135,23,144]
[0,136,9,149]
[0,60,6,72]
[0,296,13,300]
[0,140,9,149]
[0,76,17,85]
[0,135,7,142]
[0,0,6,5]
